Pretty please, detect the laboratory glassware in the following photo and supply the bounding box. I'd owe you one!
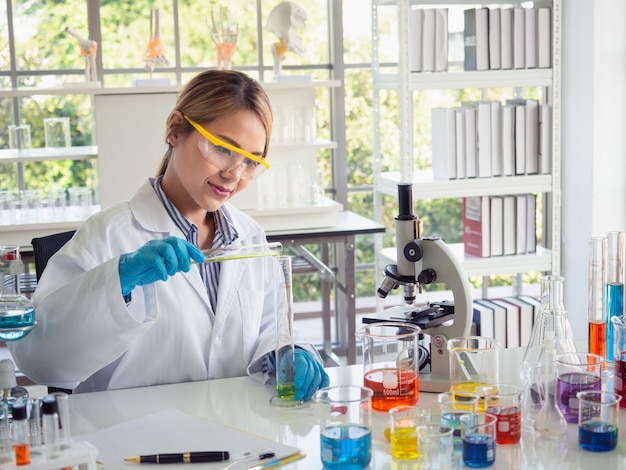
[270,256,303,407]
[520,360,544,429]
[388,405,421,460]
[314,385,373,469]
[447,336,499,411]
[577,390,621,452]
[611,315,626,408]
[0,245,36,341]
[522,275,577,368]
[484,383,522,445]
[356,322,421,412]
[438,391,480,447]
[200,242,282,263]
[588,237,608,373]
[12,402,30,465]
[605,231,624,364]
[534,331,568,440]
[460,413,497,468]
[0,401,11,465]
[555,352,603,423]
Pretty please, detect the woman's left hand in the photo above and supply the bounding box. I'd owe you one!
[294,349,330,401]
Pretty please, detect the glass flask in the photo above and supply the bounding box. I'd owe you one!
[0,246,36,341]
[520,360,544,429]
[521,275,577,369]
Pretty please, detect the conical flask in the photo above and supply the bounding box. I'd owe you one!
[0,245,36,341]
[522,275,577,368]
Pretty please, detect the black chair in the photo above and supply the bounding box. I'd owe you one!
[31,230,76,282]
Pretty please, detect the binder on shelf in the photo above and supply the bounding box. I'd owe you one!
[473,300,496,339]
[489,7,502,70]
[409,8,424,72]
[500,7,514,70]
[538,7,552,68]
[504,296,535,347]
[517,294,541,322]
[491,101,503,177]
[476,7,490,71]
[475,299,507,348]
[431,107,457,180]
[435,8,449,72]
[455,108,467,179]
[513,7,525,69]
[463,8,478,71]
[525,7,538,69]
[477,101,493,178]
[492,298,520,348]
[502,103,516,177]
[516,194,528,254]
[490,195,504,257]
[503,195,516,256]
[422,8,436,72]
[539,104,552,174]
[526,193,537,253]
[463,196,490,258]
[525,99,539,175]
[514,103,526,175]
[464,106,478,178]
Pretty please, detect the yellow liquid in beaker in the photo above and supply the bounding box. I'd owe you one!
[450,382,489,412]
[391,427,420,460]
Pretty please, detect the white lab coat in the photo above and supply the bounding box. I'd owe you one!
[10,180,319,392]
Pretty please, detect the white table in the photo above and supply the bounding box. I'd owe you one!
[67,350,626,469]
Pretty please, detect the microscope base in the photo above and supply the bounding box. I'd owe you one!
[418,373,450,393]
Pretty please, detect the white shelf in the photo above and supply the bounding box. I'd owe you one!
[0,146,98,163]
[374,69,554,90]
[379,245,553,277]
[375,171,553,199]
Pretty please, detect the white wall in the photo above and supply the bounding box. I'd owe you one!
[561,0,626,340]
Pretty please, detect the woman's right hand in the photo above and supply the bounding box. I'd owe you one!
[118,236,205,295]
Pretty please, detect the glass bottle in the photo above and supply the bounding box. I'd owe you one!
[605,231,624,364]
[0,246,36,341]
[534,332,568,439]
[521,275,577,368]
[520,360,544,429]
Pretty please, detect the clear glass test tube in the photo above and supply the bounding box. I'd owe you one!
[200,242,282,263]
[605,231,625,363]
[588,237,607,370]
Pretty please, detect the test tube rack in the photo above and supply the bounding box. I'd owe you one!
[2,440,98,470]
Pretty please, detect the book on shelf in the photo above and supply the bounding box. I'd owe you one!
[540,104,552,174]
[526,193,537,253]
[514,103,526,175]
[525,99,539,174]
[431,107,457,180]
[473,300,495,339]
[455,109,467,179]
[435,8,449,72]
[477,101,493,178]
[513,7,526,69]
[422,8,436,72]
[504,296,535,348]
[538,7,552,68]
[463,8,477,71]
[490,195,504,257]
[476,7,490,71]
[464,106,478,178]
[502,103,516,176]
[488,7,502,70]
[408,8,424,72]
[491,298,520,348]
[491,101,503,177]
[503,195,516,256]
[463,196,490,258]
[517,294,541,323]
[474,299,507,348]
[500,7,514,70]
[516,194,528,254]
[525,7,538,69]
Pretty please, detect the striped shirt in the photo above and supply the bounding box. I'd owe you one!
[150,176,238,311]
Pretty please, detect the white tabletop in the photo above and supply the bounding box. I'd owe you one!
[66,347,626,470]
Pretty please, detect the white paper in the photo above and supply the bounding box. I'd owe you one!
[74,408,303,469]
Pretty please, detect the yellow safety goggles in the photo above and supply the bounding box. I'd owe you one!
[183,115,270,170]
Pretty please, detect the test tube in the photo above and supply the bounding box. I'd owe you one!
[199,242,282,263]
[270,256,303,407]
[588,237,607,372]
[605,231,625,364]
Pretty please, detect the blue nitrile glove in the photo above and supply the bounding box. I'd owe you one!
[294,349,330,401]
[119,236,205,295]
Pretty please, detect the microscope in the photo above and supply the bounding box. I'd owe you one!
[363,183,473,392]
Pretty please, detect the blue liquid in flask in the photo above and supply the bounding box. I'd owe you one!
[579,421,618,452]
[0,304,35,341]
[462,433,495,468]
[320,424,371,469]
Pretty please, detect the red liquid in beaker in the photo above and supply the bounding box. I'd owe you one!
[363,368,419,411]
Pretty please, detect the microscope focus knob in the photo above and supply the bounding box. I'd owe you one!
[403,242,422,262]
[417,268,437,285]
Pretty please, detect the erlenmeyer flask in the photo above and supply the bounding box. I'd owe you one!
[0,245,36,341]
[521,275,577,369]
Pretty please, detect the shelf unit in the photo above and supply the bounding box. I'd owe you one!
[371,0,562,296]
[1,80,343,245]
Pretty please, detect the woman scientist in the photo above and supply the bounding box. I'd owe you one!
[10,70,329,398]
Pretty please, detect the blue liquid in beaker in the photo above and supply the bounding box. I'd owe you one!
[579,421,618,452]
[320,424,371,469]
[462,433,495,468]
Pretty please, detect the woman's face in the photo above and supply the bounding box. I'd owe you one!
[163,109,267,218]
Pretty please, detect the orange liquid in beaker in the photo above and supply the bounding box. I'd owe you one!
[363,368,419,411]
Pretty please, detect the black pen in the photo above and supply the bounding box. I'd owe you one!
[125,451,230,464]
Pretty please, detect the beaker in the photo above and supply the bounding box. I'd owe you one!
[313,385,372,469]
[270,256,303,407]
[522,275,578,369]
[555,352,603,423]
[447,336,499,411]
[0,246,36,341]
[577,390,621,452]
[356,322,421,412]
[612,315,626,408]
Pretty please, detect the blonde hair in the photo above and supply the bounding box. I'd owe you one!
[156,70,273,176]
